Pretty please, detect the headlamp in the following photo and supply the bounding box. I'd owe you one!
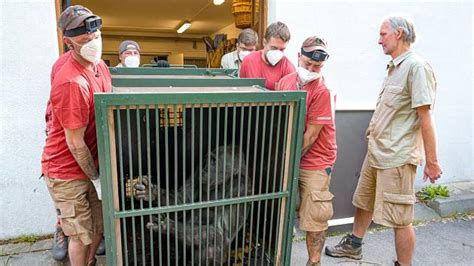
[64,16,102,37]
[301,47,330,62]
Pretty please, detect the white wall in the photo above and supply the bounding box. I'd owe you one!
[0,0,58,239]
[269,0,473,186]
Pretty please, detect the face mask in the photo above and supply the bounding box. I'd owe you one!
[296,66,321,85]
[71,35,102,65]
[266,50,284,66]
[124,55,140,67]
[238,50,251,61]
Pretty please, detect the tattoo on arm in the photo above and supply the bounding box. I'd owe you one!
[70,146,99,180]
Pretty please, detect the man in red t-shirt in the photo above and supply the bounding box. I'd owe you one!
[239,21,295,90]
[276,36,336,266]
[41,5,112,265]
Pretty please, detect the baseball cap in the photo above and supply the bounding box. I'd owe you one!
[58,5,95,32]
[119,40,141,54]
[301,36,330,62]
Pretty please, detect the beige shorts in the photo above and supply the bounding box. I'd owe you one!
[352,156,417,228]
[45,177,103,245]
[298,168,334,232]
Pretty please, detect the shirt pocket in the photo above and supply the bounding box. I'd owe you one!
[381,85,404,109]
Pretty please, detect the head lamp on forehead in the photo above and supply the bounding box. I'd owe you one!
[301,47,330,62]
[64,16,102,37]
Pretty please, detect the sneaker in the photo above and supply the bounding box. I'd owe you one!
[324,234,362,260]
[306,260,321,266]
[96,236,106,255]
[52,225,68,261]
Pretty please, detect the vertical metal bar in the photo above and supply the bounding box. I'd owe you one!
[126,107,137,266]
[268,103,283,260]
[155,107,163,266]
[248,105,260,261]
[275,104,290,263]
[206,105,212,266]
[182,106,187,266]
[173,105,179,266]
[164,105,171,266]
[199,106,203,265]
[233,104,245,262]
[116,109,129,266]
[220,104,228,264]
[191,105,195,265]
[283,100,306,265]
[240,104,252,262]
[136,108,146,265]
[261,103,275,265]
[146,107,154,266]
[227,105,237,266]
[254,104,268,266]
[214,105,221,266]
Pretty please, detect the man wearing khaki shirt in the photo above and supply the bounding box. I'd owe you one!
[326,15,443,266]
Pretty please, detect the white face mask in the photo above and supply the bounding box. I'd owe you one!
[296,66,321,85]
[238,50,251,61]
[266,50,284,66]
[124,55,140,67]
[75,35,102,65]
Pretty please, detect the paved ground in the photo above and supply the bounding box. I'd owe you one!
[1,217,472,265]
[1,181,473,265]
[292,217,474,266]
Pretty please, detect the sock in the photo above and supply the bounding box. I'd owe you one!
[350,234,363,248]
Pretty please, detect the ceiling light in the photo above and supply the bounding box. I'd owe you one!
[214,0,225,5]
[177,21,191,34]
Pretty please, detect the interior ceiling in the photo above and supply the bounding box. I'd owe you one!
[71,0,235,36]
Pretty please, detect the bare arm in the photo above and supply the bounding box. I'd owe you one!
[302,124,324,156]
[416,105,442,183]
[65,127,99,180]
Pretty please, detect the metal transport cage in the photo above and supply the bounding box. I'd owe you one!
[95,86,305,265]
[109,67,265,88]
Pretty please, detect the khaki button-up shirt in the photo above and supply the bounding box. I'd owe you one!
[221,50,240,69]
[367,50,437,169]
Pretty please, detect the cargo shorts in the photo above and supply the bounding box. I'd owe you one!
[298,168,334,232]
[352,156,417,228]
[45,176,103,245]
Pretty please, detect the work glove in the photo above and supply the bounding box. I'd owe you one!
[91,178,102,200]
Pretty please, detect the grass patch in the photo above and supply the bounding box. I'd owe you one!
[416,185,449,202]
[0,234,53,245]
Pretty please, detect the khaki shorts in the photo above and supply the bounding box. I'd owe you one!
[352,156,417,228]
[298,168,334,232]
[45,177,103,245]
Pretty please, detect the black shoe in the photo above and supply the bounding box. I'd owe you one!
[96,237,105,255]
[325,234,362,260]
[52,225,68,261]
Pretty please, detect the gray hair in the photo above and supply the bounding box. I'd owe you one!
[264,21,291,42]
[238,28,258,46]
[385,15,416,44]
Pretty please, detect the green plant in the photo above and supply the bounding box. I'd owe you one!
[416,185,449,202]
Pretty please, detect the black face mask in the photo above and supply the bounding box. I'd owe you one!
[64,16,102,37]
[300,47,330,62]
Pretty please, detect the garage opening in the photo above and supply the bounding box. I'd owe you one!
[55,0,267,68]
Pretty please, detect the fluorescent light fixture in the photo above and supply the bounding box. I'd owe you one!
[213,0,225,5]
[177,21,191,33]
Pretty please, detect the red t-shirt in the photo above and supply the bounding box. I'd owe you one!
[42,56,112,179]
[276,72,337,170]
[45,51,73,136]
[239,50,295,90]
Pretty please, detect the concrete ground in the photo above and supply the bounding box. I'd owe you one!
[1,181,473,265]
[1,217,472,266]
[291,217,474,266]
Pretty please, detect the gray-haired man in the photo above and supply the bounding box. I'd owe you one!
[325,15,442,266]
[221,28,258,69]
